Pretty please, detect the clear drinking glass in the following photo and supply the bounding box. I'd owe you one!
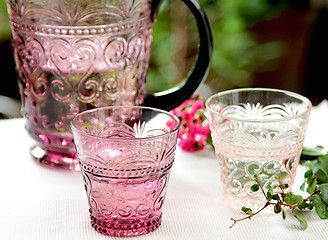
[6,0,212,170]
[205,88,312,212]
[71,106,180,237]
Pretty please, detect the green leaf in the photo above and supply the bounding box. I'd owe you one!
[283,183,289,189]
[300,182,306,192]
[241,206,250,212]
[274,204,282,213]
[318,154,328,169]
[241,207,253,216]
[303,161,319,173]
[313,195,328,219]
[289,195,304,206]
[313,195,322,206]
[312,154,328,184]
[266,189,273,201]
[250,184,259,192]
[304,169,313,179]
[315,167,328,184]
[298,202,308,210]
[282,209,286,220]
[306,179,317,194]
[301,146,325,159]
[287,192,295,198]
[318,183,328,205]
[272,194,280,201]
[284,196,290,204]
[307,203,314,210]
[293,213,308,230]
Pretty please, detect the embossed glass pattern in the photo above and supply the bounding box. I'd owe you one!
[6,0,212,170]
[206,88,312,212]
[71,106,180,237]
[7,0,153,170]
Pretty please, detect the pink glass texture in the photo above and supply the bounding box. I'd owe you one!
[206,88,312,213]
[71,106,180,237]
[6,0,212,170]
[6,0,154,170]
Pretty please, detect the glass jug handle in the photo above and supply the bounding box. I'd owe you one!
[143,0,213,111]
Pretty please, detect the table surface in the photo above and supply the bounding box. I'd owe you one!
[1,101,328,240]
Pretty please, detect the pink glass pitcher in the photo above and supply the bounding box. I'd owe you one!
[6,0,212,170]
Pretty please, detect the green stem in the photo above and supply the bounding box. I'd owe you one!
[230,202,271,228]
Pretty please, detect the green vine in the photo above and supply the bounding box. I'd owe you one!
[230,146,328,230]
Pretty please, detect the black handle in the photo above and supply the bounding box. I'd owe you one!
[144,0,213,111]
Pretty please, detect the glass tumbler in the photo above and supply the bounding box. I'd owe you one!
[206,88,312,212]
[71,106,180,237]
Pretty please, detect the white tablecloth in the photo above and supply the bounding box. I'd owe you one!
[1,102,328,240]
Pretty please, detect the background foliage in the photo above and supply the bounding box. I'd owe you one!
[0,0,10,42]
[148,0,290,94]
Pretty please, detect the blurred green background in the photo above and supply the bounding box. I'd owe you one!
[0,0,327,118]
[148,0,288,93]
[148,0,327,105]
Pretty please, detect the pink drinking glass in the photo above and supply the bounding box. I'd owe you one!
[71,106,180,237]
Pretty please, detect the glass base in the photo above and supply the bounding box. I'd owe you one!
[30,145,80,171]
[90,213,161,237]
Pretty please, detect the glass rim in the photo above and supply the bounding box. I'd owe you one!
[205,88,312,122]
[70,106,180,141]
